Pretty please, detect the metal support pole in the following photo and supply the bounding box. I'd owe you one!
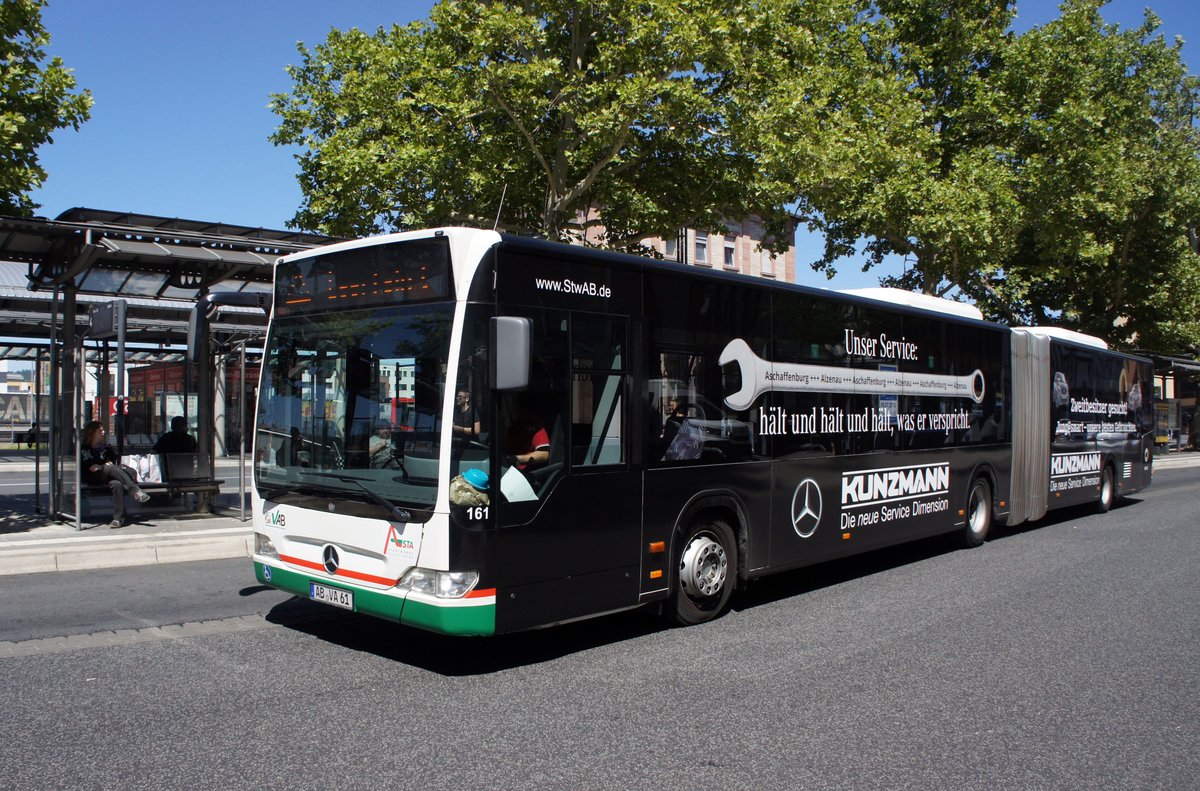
[48,288,59,516]
[215,351,228,457]
[34,347,43,513]
[116,303,126,457]
[74,340,83,531]
[99,340,110,442]
[196,298,214,514]
[239,340,247,522]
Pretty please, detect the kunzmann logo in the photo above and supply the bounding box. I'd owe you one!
[841,463,950,507]
[1051,452,1102,478]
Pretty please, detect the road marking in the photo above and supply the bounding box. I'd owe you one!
[0,614,274,657]
[0,608,356,657]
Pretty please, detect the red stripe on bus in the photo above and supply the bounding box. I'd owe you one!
[278,555,494,596]
[280,554,322,572]
[279,554,399,587]
[337,567,399,586]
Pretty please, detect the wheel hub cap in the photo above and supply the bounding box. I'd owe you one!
[680,535,727,598]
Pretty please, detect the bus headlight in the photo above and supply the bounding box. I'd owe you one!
[255,533,279,559]
[397,568,480,599]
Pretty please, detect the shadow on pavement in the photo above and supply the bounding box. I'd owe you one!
[264,595,664,676]
[0,494,54,536]
[260,494,1152,675]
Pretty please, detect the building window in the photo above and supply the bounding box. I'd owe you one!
[760,248,775,278]
[665,237,677,260]
[724,239,737,269]
[695,232,708,265]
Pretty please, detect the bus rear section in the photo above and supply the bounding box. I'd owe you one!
[1008,328,1153,526]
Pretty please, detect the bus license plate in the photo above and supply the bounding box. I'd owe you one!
[309,582,354,611]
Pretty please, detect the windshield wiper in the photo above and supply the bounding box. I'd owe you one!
[305,471,427,523]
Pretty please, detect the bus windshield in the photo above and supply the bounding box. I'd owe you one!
[254,302,453,512]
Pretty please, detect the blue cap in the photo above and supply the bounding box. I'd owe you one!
[462,468,489,491]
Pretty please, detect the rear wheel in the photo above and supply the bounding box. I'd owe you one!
[669,519,737,625]
[960,477,992,548]
[1096,466,1115,513]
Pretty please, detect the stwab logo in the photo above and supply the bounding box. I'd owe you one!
[534,277,612,298]
[791,478,823,538]
[841,463,950,507]
[1051,452,1102,477]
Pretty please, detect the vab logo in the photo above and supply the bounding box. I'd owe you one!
[791,478,823,538]
[265,510,286,527]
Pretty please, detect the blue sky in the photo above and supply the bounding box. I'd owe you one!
[29,0,1199,290]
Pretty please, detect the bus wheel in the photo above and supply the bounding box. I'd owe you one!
[961,478,992,548]
[1096,466,1115,513]
[671,519,736,626]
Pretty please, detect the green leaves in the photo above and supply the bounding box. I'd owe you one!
[994,0,1200,349]
[270,0,1199,349]
[270,0,790,248]
[0,0,93,216]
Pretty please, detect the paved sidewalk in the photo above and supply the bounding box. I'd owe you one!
[1,453,255,576]
[1,450,1196,577]
[0,513,253,576]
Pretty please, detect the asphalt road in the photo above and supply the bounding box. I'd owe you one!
[1,468,1197,790]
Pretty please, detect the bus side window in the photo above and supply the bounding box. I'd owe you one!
[572,316,626,467]
[497,308,569,524]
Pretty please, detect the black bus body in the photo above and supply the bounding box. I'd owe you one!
[248,229,1153,635]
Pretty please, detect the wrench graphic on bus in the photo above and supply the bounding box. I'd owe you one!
[718,338,986,412]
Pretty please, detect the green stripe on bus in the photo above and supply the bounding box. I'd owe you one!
[400,597,495,637]
[255,561,404,620]
[255,562,495,636]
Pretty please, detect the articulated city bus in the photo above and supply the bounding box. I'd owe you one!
[242,227,1153,635]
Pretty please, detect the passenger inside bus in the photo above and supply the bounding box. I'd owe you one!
[369,421,403,469]
[277,427,310,467]
[504,404,550,470]
[452,387,481,441]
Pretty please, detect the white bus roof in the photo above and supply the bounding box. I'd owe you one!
[1011,326,1109,350]
[837,288,984,321]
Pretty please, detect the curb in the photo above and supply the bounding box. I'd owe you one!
[0,526,252,577]
[1152,454,1200,471]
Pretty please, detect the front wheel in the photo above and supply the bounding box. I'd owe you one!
[669,519,737,626]
[1096,466,1115,513]
[960,478,992,548]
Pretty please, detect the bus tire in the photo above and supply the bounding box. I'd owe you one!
[960,477,992,548]
[1096,466,1116,513]
[669,518,736,626]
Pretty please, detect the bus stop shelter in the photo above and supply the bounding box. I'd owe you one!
[0,207,335,523]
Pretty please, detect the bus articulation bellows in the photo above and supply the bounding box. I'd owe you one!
[226,227,1152,636]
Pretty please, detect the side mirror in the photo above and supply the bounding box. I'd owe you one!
[490,316,532,391]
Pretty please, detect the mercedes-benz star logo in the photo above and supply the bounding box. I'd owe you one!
[791,478,823,538]
[322,545,341,575]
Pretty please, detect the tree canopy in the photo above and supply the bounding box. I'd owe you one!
[0,0,92,216]
[272,0,1200,349]
[270,0,796,250]
[993,0,1200,350]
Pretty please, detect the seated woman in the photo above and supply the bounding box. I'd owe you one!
[81,420,150,528]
